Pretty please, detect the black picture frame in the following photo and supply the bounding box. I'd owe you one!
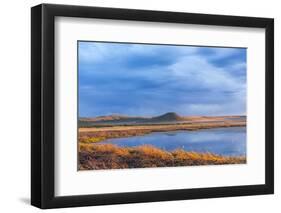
[31,3,274,209]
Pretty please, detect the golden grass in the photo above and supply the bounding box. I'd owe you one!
[78,143,246,170]
[79,121,246,132]
[79,136,106,143]
[78,121,246,144]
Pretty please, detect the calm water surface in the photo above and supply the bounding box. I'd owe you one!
[101,127,246,156]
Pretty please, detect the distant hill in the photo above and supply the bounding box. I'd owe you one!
[79,112,246,127]
[80,112,184,124]
[79,114,149,126]
[148,112,185,122]
[81,114,146,122]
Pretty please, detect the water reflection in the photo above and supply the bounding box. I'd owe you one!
[101,127,246,156]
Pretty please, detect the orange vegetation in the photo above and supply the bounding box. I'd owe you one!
[79,121,246,143]
[79,143,246,170]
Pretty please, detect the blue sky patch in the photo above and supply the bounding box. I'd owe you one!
[78,41,246,117]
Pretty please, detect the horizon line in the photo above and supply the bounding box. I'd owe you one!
[79,112,247,119]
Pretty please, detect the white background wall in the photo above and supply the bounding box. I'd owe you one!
[0,0,279,212]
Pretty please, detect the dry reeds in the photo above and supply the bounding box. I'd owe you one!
[79,143,246,170]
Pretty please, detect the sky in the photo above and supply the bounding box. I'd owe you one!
[78,41,246,117]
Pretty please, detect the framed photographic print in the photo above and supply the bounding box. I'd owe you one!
[31,3,274,209]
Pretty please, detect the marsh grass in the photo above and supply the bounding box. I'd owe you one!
[79,136,106,143]
[79,143,246,170]
[78,121,246,144]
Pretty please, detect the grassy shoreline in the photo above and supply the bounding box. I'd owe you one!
[79,143,246,170]
[78,120,246,170]
[79,122,246,143]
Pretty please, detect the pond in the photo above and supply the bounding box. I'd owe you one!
[101,127,246,156]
